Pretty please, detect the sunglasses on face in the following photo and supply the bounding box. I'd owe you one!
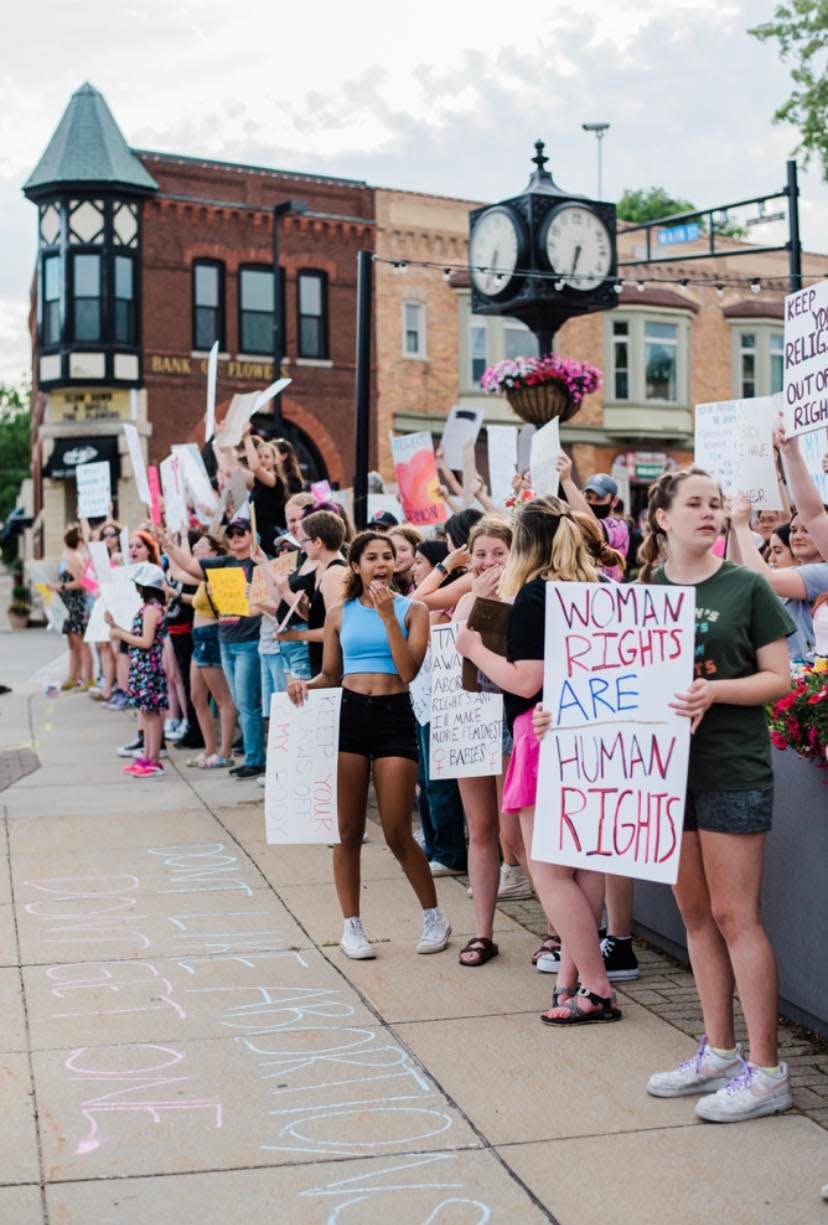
[226,528,249,539]
[102,531,118,539]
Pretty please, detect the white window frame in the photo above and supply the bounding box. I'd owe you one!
[729,322,785,399]
[401,300,427,359]
[604,308,691,407]
[469,315,489,388]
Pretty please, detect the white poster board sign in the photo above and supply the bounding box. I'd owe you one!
[172,444,219,517]
[123,423,150,506]
[533,582,695,885]
[799,427,828,502]
[429,622,503,779]
[783,281,828,437]
[265,690,342,844]
[530,417,561,498]
[205,340,219,443]
[160,454,188,533]
[75,461,111,518]
[409,647,432,726]
[487,425,518,507]
[517,424,535,476]
[440,405,483,472]
[695,397,782,508]
[88,541,112,584]
[216,379,292,447]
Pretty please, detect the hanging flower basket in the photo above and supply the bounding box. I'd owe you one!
[481,355,602,426]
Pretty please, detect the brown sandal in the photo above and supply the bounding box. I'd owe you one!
[459,937,499,967]
[531,935,560,966]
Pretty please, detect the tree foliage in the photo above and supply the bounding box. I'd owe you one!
[750,0,828,179]
[617,187,697,224]
[0,382,32,527]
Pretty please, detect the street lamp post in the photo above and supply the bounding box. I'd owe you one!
[582,122,610,199]
[272,198,307,429]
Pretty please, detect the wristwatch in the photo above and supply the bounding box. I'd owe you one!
[436,562,448,575]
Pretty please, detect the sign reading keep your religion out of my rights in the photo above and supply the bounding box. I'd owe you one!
[783,280,828,437]
[534,582,696,886]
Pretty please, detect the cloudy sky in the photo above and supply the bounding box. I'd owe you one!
[2,0,826,387]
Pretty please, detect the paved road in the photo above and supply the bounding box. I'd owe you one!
[0,619,826,1224]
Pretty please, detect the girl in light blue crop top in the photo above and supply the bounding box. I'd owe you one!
[286,530,452,961]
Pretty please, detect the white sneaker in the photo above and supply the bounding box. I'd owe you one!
[695,1062,792,1123]
[429,860,461,877]
[163,717,180,738]
[416,907,451,954]
[340,917,375,960]
[497,863,534,900]
[647,1036,744,1098]
[167,718,188,742]
[536,946,562,974]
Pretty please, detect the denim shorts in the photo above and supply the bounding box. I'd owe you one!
[684,786,774,835]
[192,624,221,669]
[339,689,419,762]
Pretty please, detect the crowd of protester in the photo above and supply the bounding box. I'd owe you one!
[48,418,828,1127]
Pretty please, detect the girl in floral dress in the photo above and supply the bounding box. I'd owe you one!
[106,564,169,779]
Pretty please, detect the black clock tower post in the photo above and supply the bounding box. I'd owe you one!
[468,141,619,354]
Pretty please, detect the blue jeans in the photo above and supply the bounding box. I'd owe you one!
[279,624,312,680]
[220,639,264,766]
[260,652,288,718]
[416,720,467,871]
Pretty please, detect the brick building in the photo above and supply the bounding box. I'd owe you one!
[24,83,374,554]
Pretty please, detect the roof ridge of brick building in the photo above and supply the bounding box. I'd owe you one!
[23,82,158,199]
[134,148,369,190]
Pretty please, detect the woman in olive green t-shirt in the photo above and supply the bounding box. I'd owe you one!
[638,468,795,1125]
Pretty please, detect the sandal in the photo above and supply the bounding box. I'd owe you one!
[550,984,579,1008]
[458,937,499,967]
[186,753,208,768]
[531,935,561,966]
[201,754,233,769]
[541,986,622,1026]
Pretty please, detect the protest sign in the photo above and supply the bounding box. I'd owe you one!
[216,379,291,447]
[160,454,188,533]
[99,581,142,632]
[75,461,111,518]
[369,494,404,523]
[265,690,342,843]
[123,423,150,505]
[88,541,112,584]
[783,281,828,437]
[461,439,476,508]
[517,424,535,476]
[695,397,781,508]
[534,582,695,885]
[391,432,448,526]
[409,647,432,726]
[799,427,828,502]
[249,553,299,606]
[205,340,219,443]
[172,444,218,517]
[34,582,66,634]
[441,405,483,471]
[530,417,560,497]
[207,567,249,617]
[429,622,503,780]
[147,465,163,525]
[311,479,333,503]
[225,469,250,520]
[487,425,518,507]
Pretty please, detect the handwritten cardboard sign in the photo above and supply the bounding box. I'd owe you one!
[783,281,828,437]
[265,690,342,843]
[695,396,782,508]
[391,432,448,526]
[249,553,299,606]
[207,567,250,617]
[429,622,503,779]
[75,461,111,518]
[409,646,432,726]
[533,582,695,884]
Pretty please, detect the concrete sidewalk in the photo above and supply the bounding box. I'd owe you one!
[0,622,826,1224]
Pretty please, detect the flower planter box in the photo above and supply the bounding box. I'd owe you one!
[7,611,29,630]
[633,747,828,1037]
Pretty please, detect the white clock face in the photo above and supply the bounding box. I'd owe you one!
[470,208,521,296]
[545,206,612,291]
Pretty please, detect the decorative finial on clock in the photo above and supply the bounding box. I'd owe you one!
[532,140,549,176]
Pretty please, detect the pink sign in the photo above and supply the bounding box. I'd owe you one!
[148,466,163,526]
[390,432,448,526]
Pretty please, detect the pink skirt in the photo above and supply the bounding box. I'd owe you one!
[501,709,540,813]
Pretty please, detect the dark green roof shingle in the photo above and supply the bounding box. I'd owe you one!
[23,82,158,198]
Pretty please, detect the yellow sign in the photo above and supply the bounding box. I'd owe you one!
[47,389,131,423]
[147,355,283,381]
[207,567,250,617]
[249,553,299,606]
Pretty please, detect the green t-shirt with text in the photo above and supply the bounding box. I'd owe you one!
[653,561,794,791]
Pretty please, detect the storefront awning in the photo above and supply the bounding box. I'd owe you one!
[43,435,121,481]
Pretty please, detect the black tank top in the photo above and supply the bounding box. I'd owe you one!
[308,558,346,673]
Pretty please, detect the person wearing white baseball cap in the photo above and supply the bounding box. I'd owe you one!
[106,563,169,778]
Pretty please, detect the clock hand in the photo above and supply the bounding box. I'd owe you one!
[571,245,582,276]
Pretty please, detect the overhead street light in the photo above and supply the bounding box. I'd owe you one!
[582,122,611,199]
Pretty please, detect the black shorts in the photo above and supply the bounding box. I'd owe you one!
[684,786,774,835]
[339,689,419,762]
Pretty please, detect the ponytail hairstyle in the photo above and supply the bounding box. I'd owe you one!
[637,466,716,582]
[573,512,624,572]
[500,496,597,599]
[344,531,396,601]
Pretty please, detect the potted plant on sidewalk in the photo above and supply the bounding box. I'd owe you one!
[7,582,31,629]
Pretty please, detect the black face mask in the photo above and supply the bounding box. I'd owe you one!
[591,502,612,520]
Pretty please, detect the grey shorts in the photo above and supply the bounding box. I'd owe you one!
[684,786,773,835]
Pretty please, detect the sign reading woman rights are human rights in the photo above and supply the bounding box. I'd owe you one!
[534,582,696,885]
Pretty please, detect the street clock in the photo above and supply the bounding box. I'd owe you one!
[468,141,618,350]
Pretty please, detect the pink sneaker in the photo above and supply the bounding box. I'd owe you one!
[133,761,165,778]
[123,758,149,775]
